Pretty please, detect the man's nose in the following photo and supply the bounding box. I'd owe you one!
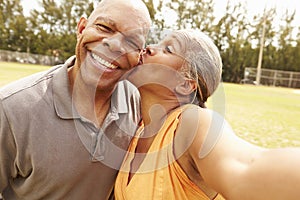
[102,34,126,54]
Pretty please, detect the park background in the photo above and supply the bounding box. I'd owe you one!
[0,0,299,148]
[1,0,300,83]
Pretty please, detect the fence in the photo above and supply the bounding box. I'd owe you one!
[241,67,300,88]
[0,49,62,66]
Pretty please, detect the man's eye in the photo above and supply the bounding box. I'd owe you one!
[126,39,140,51]
[96,24,113,32]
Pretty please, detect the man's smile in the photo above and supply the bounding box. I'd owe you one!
[91,52,119,70]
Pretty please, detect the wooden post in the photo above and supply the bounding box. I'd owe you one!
[256,11,267,85]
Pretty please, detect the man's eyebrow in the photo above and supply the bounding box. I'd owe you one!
[95,16,116,27]
[95,16,144,48]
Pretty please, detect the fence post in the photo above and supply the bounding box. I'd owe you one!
[288,72,293,88]
[273,70,277,86]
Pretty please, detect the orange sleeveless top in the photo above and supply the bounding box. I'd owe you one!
[115,105,224,200]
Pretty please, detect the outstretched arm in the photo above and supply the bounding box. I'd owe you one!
[187,108,300,200]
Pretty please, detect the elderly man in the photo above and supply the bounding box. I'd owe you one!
[0,0,151,199]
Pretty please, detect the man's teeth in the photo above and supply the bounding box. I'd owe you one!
[91,53,118,69]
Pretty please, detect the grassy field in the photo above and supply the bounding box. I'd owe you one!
[208,82,300,148]
[0,62,51,86]
[0,62,299,148]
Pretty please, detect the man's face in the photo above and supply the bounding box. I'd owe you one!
[75,0,150,91]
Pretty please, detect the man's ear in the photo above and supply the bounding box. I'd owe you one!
[175,79,197,95]
[77,17,87,36]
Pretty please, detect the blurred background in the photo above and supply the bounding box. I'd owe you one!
[0,0,299,86]
[0,1,299,199]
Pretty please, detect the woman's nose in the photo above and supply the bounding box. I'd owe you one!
[144,46,155,55]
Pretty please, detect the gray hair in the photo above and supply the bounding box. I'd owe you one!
[174,29,222,108]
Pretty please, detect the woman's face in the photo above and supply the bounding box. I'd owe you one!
[127,32,187,89]
[143,32,186,70]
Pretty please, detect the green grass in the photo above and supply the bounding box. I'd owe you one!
[208,83,300,148]
[1,62,299,148]
[0,62,51,86]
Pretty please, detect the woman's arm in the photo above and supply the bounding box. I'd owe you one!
[188,108,300,200]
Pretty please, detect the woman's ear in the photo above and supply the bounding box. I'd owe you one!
[175,79,197,95]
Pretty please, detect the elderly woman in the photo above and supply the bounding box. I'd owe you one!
[115,29,300,200]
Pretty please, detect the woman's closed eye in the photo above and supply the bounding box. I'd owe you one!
[165,45,173,53]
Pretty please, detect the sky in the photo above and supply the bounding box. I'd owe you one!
[21,0,299,28]
[214,0,299,25]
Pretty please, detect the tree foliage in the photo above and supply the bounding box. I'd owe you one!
[0,0,299,82]
[0,0,26,51]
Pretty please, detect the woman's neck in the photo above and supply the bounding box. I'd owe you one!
[139,92,181,137]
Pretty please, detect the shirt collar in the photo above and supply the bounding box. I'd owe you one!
[53,56,80,119]
[111,81,129,114]
[53,56,129,120]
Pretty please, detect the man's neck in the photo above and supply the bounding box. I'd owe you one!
[68,68,115,127]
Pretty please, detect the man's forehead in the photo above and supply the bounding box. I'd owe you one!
[93,0,150,28]
[94,15,146,41]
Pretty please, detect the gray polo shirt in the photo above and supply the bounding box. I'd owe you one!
[0,56,141,199]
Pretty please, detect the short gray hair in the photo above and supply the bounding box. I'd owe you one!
[175,29,222,108]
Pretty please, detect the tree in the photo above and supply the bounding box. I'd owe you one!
[211,1,254,82]
[276,10,297,71]
[27,0,94,60]
[294,28,300,71]
[143,0,168,44]
[1,0,300,80]
[0,0,27,51]
[166,0,215,32]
